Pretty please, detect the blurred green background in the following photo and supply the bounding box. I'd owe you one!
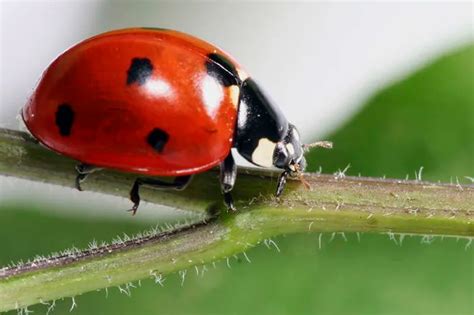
[1,45,473,315]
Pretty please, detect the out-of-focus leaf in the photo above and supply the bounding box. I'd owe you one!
[307,44,474,183]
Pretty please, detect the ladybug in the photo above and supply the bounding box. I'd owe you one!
[22,28,310,213]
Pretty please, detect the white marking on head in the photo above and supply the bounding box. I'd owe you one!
[229,85,240,108]
[252,138,276,167]
[237,100,248,129]
[286,143,295,155]
[202,75,224,118]
[237,68,249,81]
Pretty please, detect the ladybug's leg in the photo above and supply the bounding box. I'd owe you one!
[75,163,102,191]
[275,171,289,197]
[129,175,192,215]
[219,153,237,211]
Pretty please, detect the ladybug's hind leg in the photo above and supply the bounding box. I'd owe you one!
[75,163,102,191]
[129,176,192,215]
[219,153,237,211]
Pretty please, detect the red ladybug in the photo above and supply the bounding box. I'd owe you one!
[22,28,306,212]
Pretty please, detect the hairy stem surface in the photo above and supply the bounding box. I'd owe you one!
[0,128,472,311]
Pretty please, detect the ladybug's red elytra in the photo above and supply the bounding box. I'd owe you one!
[22,28,308,212]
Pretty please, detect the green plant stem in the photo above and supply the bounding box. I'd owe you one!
[0,128,473,311]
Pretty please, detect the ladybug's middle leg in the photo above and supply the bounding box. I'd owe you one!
[219,152,237,211]
[129,175,192,215]
[75,163,102,191]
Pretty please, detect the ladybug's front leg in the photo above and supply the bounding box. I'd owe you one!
[75,163,102,191]
[219,153,237,211]
[129,176,192,215]
[275,171,289,197]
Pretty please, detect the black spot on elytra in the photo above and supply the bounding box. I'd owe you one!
[127,58,153,85]
[55,104,74,136]
[205,53,240,87]
[147,128,169,153]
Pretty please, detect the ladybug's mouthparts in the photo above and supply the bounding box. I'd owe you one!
[295,140,333,191]
[293,163,311,191]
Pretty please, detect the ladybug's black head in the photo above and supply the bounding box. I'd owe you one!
[273,124,306,176]
[234,78,305,175]
[235,78,332,196]
[234,78,332,196]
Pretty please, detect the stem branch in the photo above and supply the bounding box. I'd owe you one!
[0,128,472,311]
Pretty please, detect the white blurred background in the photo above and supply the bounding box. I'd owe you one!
[0,1,472,219]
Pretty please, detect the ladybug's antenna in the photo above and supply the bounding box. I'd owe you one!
[302,141,333,152]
